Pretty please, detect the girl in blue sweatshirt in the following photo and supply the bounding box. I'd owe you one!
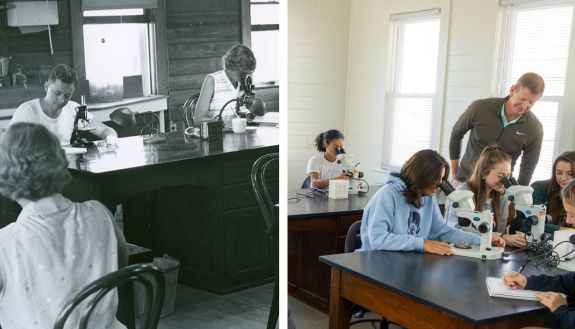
[359,149,504,255]
[502,179,575,329]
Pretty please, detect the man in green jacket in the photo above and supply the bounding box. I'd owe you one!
[449,72,544,186]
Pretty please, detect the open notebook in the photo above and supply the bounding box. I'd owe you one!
[486,277,539,301]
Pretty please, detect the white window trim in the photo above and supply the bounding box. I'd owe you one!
[381,7,448,172]
[494,0,573,182]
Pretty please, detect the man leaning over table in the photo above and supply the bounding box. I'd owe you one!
[10,64,117,146]
[449,72,544,186]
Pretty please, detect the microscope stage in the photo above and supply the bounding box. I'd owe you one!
[450,243,504,260]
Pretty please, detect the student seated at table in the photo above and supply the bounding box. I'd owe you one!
[359,149,504,255]
[10,64,117,145]
[502,180,575,329]
[0,123,127,329]
[306,129,352,189]
[531,151,575,233]
[444,145,527,247]
[194,44,266,129]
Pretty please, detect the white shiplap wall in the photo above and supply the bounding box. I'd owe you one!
[346,0,452,185]
[441,0,500,158]
[288,0,575,189]
[287,0,351,189]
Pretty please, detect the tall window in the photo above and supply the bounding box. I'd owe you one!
[496,0,573,182]
[250,0,279,84]
[83,8,155,101]
[382,10,441,170]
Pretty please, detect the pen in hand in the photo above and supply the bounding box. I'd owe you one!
[518,262,527,274]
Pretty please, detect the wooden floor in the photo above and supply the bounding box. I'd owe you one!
[156,283,273,329]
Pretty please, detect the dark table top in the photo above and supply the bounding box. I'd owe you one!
[66,126,278,174]
[287,186,382,218]
[320,250,566,325]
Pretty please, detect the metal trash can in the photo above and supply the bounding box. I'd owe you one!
[135,255,180,318]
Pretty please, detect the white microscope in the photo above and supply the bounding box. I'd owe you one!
[439,181,504,260]
[501,177,547,243]
[336,153,367,195]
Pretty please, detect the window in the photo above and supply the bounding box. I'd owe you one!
[250,0,279,84]
[382,10,442,170]
[496,0,573,183]
[82,8,155,101]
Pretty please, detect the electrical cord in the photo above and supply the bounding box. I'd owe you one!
[532,240,575,268]
[288,188,329,202]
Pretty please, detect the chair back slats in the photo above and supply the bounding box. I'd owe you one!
[53,263,165,329]
[183,94,200,128]
[251,153,279,234]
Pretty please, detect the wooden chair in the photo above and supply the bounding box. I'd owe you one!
[53,263,165,329]
[251,153,279,329]
[182,94,200,128]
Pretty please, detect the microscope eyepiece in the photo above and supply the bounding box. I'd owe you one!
[439,180,455,196]
[501,176,516,189]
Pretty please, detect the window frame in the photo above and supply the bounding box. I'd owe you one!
[381,9,446,172]
[70,0,168,96]
[241,0,279,85]
[494,0,574,182]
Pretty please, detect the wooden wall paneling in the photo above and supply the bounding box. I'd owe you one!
[165,0,239,13]
[168,57,222,77]
[167,24,239,44]
[167,41,239,61]
[166,12,239,30]
[166,0,244,129]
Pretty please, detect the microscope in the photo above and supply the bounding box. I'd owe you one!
[439,181,504,260]
[501,177,547,243]
[70,97,95,148]
[336,153,367,195]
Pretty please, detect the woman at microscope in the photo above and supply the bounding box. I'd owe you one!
[358,149,504,255]
[193,44,266,129]
[306,129,352,189]
[444,145,528,247]
[531,151,575,232]
[502,180,575,329]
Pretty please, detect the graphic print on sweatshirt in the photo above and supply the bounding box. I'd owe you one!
[407,211,421,235]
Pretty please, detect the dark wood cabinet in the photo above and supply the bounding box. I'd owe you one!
[289,213,362,312]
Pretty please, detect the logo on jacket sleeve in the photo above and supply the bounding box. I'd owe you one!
[408,211,421,235]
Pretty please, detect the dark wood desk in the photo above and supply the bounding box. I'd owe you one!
[288,187,380,312]
[0,127,278,294]
[320,251,564,329]
[66,127,278,294]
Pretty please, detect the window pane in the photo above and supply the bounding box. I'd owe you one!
[506,5,573,96]
[395,19,440,94]
[83,23,149,100]
[499,1,573,184]
[84,9,144,17]
[512,101,558,183]
[383,97,434,169]
[251,30,279,83]
[251,4,279,25]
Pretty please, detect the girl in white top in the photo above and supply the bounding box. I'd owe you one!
[444,145,528,247]
[194,44,266,129]
[0,123,128,329]
[306,129,351,189]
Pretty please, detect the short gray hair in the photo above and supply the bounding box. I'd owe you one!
[0,123,71,201]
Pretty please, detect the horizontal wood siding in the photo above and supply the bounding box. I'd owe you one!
[166,0,243,129]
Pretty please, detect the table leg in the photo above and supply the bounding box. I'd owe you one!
[329,267,352,329]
